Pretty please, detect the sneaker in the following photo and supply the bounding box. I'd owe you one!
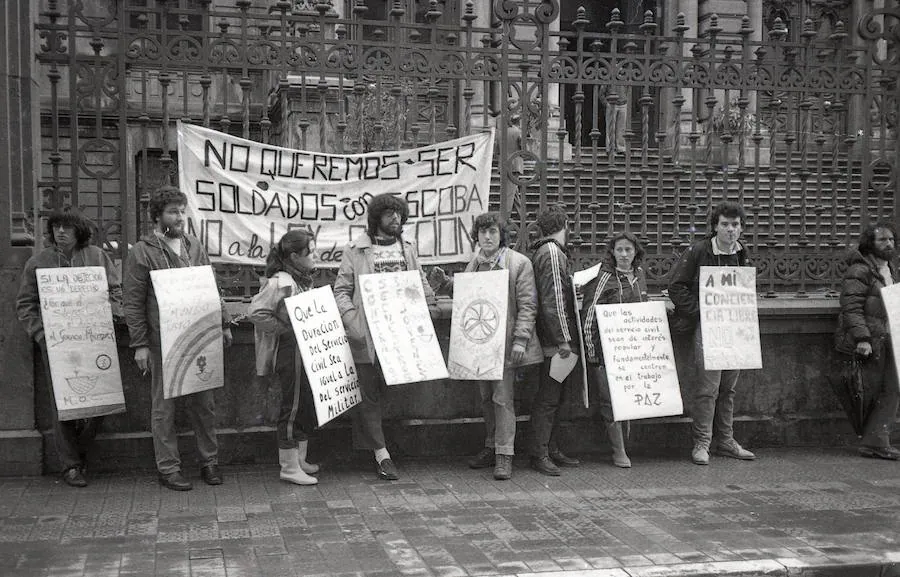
[859,446,900,460]
[691,445,710,465]
[158,471,193,491]
[714,439,756,461]
[376,458,400,481]
[530,456,561,476]
[493,454,512,481]
[549,450,580,467]
[200,464,223,485]
[62,467,87,488]
[468,447,496,469]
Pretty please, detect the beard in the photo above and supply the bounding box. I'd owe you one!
[872,246,895,261]
[377,224,401,238]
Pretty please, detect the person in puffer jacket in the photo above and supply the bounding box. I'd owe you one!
[834,221,900,460]
[249,229,320,485]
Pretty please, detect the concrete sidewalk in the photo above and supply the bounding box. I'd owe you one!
[1,447,898,577]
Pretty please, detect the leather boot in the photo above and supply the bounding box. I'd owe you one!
[297,440,320,474]
[279,448,318,485]
[606,423,632,468]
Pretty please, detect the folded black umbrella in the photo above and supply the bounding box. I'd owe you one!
[829,356,870,437]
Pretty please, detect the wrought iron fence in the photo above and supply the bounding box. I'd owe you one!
[34,0,900,296]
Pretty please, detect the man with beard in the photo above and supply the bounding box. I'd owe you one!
[834,222,900,460]
[123,186,233,491]
[528,205,580,475]
[333,193,439,481]
[669,200,757,465]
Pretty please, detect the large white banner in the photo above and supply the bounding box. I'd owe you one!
[699,266,762,370]
[448,270,509,380]
[359,270,449,385]
[150,265,225,399]
[597,301,682,421]
[285,286,361,426]
[177,122,493,267]
[36,266,126,420]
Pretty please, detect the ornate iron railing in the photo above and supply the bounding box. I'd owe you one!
[34,0,899,296]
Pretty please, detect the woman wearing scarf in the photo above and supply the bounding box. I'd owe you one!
[249,229,320,485]
[435,213,542,480]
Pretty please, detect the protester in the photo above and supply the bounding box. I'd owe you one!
[249,229,320,485]
[16,208,121,487]
[669,200,756,465]
[529,205,580,476]
[123,186,233,491]
[440,212,543,480]
[581,232,649,468]
[333,193,439,481]
[834,222,900,460]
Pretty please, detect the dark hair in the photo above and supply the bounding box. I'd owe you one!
[707,200,745,236]
[47,207,92,248]
[265,228,316,277]
[366,193,409,238]
[858,221,898,256]
[605,231,644,270]
[535,204,568,237]
[470,212,509,247]
[149,186,188,223]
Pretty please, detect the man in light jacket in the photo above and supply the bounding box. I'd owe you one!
[123,186,233,491]
[333,193,439,481]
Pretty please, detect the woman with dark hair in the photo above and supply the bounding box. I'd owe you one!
[249,229,320,484]
[15,208,121,487]
[580,231,648,468]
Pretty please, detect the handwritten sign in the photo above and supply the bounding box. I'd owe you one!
[880,283,900,379]
[150,265,224,399]
[448,270,509,380]
[699,266,762,370]
[359,270,449,385]
[36,266,126,420]
[177,122,493,267]
[284,286,361,426]
[597,301,682,421]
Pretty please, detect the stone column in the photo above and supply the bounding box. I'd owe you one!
[0,0,43,475]
[543,11,571,160]
[463,0,493,135]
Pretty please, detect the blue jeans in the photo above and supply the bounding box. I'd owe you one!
[478,368,517,456]
[691,330,741,449]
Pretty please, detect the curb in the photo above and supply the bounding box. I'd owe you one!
[513,553,900,577]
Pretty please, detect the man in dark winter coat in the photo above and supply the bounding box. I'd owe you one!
[669,200,757,466]
[834,222,900,460]
[528,205,580,475]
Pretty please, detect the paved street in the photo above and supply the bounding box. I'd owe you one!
[1,447,899,577]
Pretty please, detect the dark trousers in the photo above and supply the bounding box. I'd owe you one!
[586,363,616,424]
[859,348,900,448]
[38,342,104,472]
[530,357,566,458]
[273,335,316,449]
[351,362,388,451]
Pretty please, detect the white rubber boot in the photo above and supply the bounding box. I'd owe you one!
[298,440,320,475]
[279,448,318,485]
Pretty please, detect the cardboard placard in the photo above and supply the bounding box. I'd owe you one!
[448,269,509,380]
[151,265,224,398]
[359,271,448,385]
[284,286,361,426]
[36,266,126,420]
[699,266,762,370]
[597,301,682,421]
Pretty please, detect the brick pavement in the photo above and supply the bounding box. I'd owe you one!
[1,448,899,577]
